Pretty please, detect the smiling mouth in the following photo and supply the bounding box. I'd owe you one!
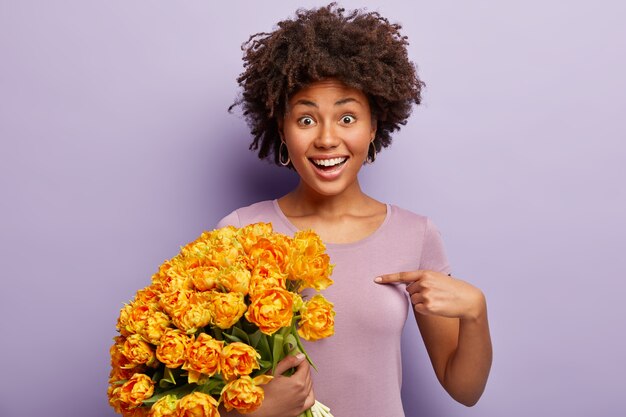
[309,157,348,171]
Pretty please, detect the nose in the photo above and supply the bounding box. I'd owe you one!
[314,121,340,149]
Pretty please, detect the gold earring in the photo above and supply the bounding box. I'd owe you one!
[367,140,377,164]
[279,141,291,166]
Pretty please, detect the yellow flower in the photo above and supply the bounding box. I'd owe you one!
[221,375,273,414]
[151,259,193,293]
[117,304,133,337]
[118,373,155,408]
[176,392,219,417]
[124,302,153,336]
[292,293,304,312]
[171,292,212,334]
[156,329,193,368]
[236,222,274,252]
[158,289,192,318]
[122,334,156,367]
[135,285,161,310]
[110,336,134,369]
[110,338,144,381]
[298,294,336,341]
[183,333,223,383]
[208,291,247,329]
[149,395,177,417]
[221,342,261,381]
[288,230,334,290]
[219,264,251,295]
[143,311,171,345]
[190,265,220,291]
[245,288,294,335]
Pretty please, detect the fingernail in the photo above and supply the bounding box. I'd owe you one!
[374,276,382,283]
[295,353,305,361]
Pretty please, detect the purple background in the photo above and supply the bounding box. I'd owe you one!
[1,1,625,416]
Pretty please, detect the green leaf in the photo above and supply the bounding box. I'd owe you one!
[222,333,243,343]
[257,333,271,361]
[213,327,223,341]
[284,333,298,355]
[292,325,317,371]
[271,333,284,373]
[249,330,262,348]
[142,384,195,405]
[230,326,251,344]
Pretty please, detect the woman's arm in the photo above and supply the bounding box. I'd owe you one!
[375,271,492,406]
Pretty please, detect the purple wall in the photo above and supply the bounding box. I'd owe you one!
[1,1,625,416]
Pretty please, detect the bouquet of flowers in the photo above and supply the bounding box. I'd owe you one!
[108,223,335,417]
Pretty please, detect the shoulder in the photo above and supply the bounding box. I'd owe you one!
[389,205,450,273]
[387,204,446,246]
[215,200,275,229]
[387,204,430,232]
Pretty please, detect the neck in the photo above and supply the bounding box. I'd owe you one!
[283,179,371,217]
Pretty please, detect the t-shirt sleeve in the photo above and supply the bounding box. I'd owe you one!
[215,210,241,229]
[419,217,452,275]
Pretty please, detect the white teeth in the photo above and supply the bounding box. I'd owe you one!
[311,157,347,167]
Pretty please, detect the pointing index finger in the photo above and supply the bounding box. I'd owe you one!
[374,271,424,284]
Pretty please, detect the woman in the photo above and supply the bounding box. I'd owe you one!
[217,4,492,417]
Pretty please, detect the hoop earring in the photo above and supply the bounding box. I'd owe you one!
[279,141,291,166]
[367,140,377,164]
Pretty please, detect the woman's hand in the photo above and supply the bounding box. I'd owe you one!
[241,353,315,417]
[375,270,486,320]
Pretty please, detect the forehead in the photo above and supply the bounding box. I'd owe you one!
[288,79,368,105]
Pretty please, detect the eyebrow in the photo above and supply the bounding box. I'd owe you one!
[292,97,362,108]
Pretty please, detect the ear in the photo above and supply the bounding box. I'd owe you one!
[370,118,377,140]
[276,117,285,142]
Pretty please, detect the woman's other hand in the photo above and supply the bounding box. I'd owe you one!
[375,270,486,320]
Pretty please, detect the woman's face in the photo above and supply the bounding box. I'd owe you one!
[280,79,376,198]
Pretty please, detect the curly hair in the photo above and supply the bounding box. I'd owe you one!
[230,3,424,166]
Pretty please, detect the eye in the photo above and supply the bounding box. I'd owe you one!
[297,116,315,126]
[340,115,356,125]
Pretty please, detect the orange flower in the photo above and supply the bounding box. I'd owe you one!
[221,342,261,381]
[208,291,247,329]
[122,334,156,367]
[118,373,155,408]
[245,288,294,335]
[219,265,251,295]
[298,294,336,341]
[149,395,177,417]
[221,375,273,414]
[156,329,193,368]
[183,333,223,383]
[248,263,287,296]
[176,392,219,417]
[248,237,289,272]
